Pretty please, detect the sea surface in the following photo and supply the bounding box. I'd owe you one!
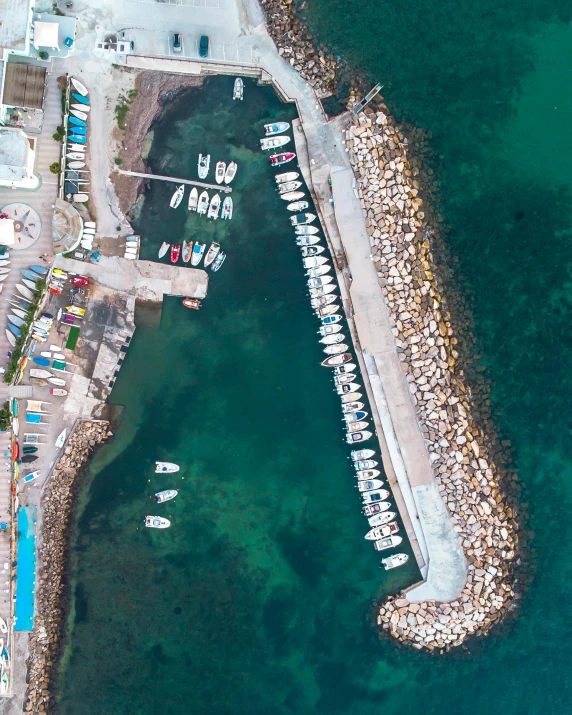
[55,5,572,710]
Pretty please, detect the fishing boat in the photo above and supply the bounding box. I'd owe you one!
[295,225,319,235]
[211,252,226,272]
[67,151,85,160]
[301,245,325,257]
[342,401,364,414]
[145,516,171,529]
[296,235,320,246]
[374,536,403,552]
[365,523,400,540]
[224,161,237,183]
[288,200,309,211]
[233,78,244,100]
[169,244,181,263]
[276,171,299,184]
[181,240,192,263]
[69,143,86,151]
[319,324,342,336]
[264,121,290,136]
[282,191,305,202]
[48,377,66,386]
[321,313,342,325]
[303,256,328,269]
[311,294,337,309]
[70,109,88,121]
[155,461,180,473]
[357,469,381,479]
[191,243,206,266]
[320,333,344,345]
[334,363,355,374]
[188,187,199,211]
[309,275,334,288]
[55,429,67,448]
[155,489,178,503]
[291,213,316,226]
[69,116,87,127]
[71,103,90,113]
[352,449,375,461]
[158,241,170,259]
[50,388,68,396]
[170,184,185,209]
[204,242,220,268]
[70,77,89,95]
[4,330,15,347]
[323,344,348,356]
[278,180,302,194]
[381,553,409,570]
[261,135,291,151]
[270,152,296,166]
[321,353,352,368]
[316,304,340,318]
[30,265,48,276]
[207,193,221,219]
[197,191,209,215]
[198,153,210,179]
[337,382,361,395]
[221,197,233,220]
[346,430,372,444]
[357,479,384,492]
[182,298,201,310]
[354,459,378,470]
[215,162,226,184]
[334,373,355,385]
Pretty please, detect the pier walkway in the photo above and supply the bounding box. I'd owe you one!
[116,169,232,193]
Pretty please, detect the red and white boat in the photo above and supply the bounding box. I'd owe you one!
[170,244,181,263]
[182,298,201,310]
[270,152,296,166]
[321,352,352,367]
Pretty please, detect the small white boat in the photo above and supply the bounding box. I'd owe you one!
[361,486,390,502]
[352,449,375,461]
[365,523,399,540]
[16,284,34,300]
[303,256,328,269]
[319,324,342,336]
[191,243,206,266]
[224,161,237,184]
[70,77,88,96]
[381,553,409,570]
[354,459,377,470]
[0,260,10,267]
[170,184,185,209]
[158,242,170,259]
[5,330,15,347]
[73,194,89,203]
[357,479,384,492]
[67,152,85,160]
[215,161,226,184]
[287,200,309,212]
[281,191,305,202]
[291,213,316,226]
[346,430,372,444]
[51,388,68,396]
[233,78,244,100]
[308,275,334,289]
[70,109,88,121]
[342,401,364,413]
[203,242,221,268]
[145,515,171,529]
[335,373,355,385]
[84,221,96,228]
[264,121,290,136]
[337,382,361,395]
[68,143,86,151]
[221,197,233,220]
[198,154,210,179]
[197,191,209,215]
[374,536,403,552]
[188,187,199,211]
[368,511,396,527]
[306,265,331,278]
[260,135,291,151]
[207,193,221,219]
[276,172,299,184]
[320,333,344,345]
[155,461,179,473]
[311,294,337,309]
[155,489,178,503]
[323,343,348,355]
[278,180,302,194]
[357,469,381,479]
[71,104,90,113]
[296,235,320,246]
[48,377,66,386]
[0,268,10,275]
[301,245,325,257]
[309,284,336,297]
[0,617,7,634]
[316,304,340,318]
[295,225,319,235]
[55,429,67,448]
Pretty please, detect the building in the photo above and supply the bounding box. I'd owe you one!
[0,127,38,189]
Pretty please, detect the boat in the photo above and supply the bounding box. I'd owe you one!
[343,402,365,416]
[182,298,201,310]
[70,109,88,121]
[32,357,50,366]
[224,162,237,184]
[309,275,334,288]
[319,324,342,336]
[71,103,90,113]
[357,479,384,492]
[355,459,378,470]
[321,353,352,368]
[68,126,87,135]
[22,278,37,290]
[73,194,89,203]
[23,446,39,454]
[145,516,171,529]
[323,344,348,356]
[155,489,178,503]
[16,284,34,300]
[260,135,291,151]
[233,78,244,100]
[69,116,87,127]
[207,193,221,219]
[381,553,409,570]
[155,461,180,473]
[310,285,337,298]
[320,333,345,345]
[316,305,340,318]
[30,265,48,277]
[282,191,305,202]
[8,315,25,328]
[69,143,86,151]
[0,618,6,635]
[158,241,170,259]
[50,388,68,396]
[221,197,233,220]
[264,121,290,136]
[310,294,337,309]
[346,430,372,444]
[290,213,316,226]
[211,252,226,272]
[306,266,330,280]
[170,244,181,263]
[334,373,355,385]
[68,161,85,169]
[334,363,356,375]
[12,308,27,319]
[215,162,226,184]
[0,260,10,267]
[48,377,66,386]
[204,242,220,268]
[356,469,381,479]
[278,181,302,194]
[68,135,86,144]
[188,187,199,211]
[70,77,88,96]
[270,152,296,166]
[295,225,319,235]
[374,536,403,552]
[363,502,391,517]
[344,411,369,424]
[361,489,390,505]
[170,184,185,209]
[5,330,15,347]
[8,324,20,338]
[287,200,309,211]
[197,191,209,215]
[321,314,342,325]
[67,152,85,160]
[275,171,299,184]
[191,243,206,266]
[71,90,89,104]
[20,455,38,463]
[181,240,192,263]
[301,246,325,257]
[352,449,375,461]
[365,523,400,540]
[303,256,328,269]
[296,235,320,246]
[198,154,210,179]
[55,429,67,448]
[337,382,361,394]
[22,471,40,485]
[66,305,85,316]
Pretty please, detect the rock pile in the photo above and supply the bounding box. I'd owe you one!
[24,421,112,714]
[346,109,519,649]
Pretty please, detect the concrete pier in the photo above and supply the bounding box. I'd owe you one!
[117,169,232,193]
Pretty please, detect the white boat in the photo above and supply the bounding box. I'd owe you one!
[264,121,290,136]
[224,162,237,184]
[354,459,377,470]
[301,245,325,257]
[291,213,316,226]
[309,285,336,298]
[347,419,368,434]
[308,275,334,289]
[342,402,364,414]
[295,225,319,235]
[319,333,344,345]
[233,78,244,100]
[315,303,339,316]
[260,135,291,151]
[67,152,85,160]
[303,256,328,269]
[296,236,320,246]
[211,252,226,272]
[221,197,233,220]
[155,489,178,503]
[71,104,90,113]
[71,77,88,96]
[357,469,381,479]
[323,344,348,355]
[319,324,342,336]
[198,154,210,179]
[322,313,343,324]
[203,242,220,268]
[352,449,375,461]
[145,515,171,529]
[287,200,309,211]
[155,461,179,473]
[374,536,403,552]
[361,489,390,504]
[188,187,199,211]
[215,161,226,184]
[346,430,372,444]
[306,265,331,278]
[22,278,38,290]
[281,191,305,202]
[170,184,185,208]
[197,191,209,215]
[51,388,68,396]
[68,143,86,151]
[357,479,384,492]
[12,308,27,319]
[337,382,361,394]
[55,429,67,448]
[207,193,221,219]
[278,181,302,194]
[276,172,299,184]
[73,194,89,203]
[310,294,337,309]
[365,523,399,540]
[158,241,170,259]
[16,284,34,300]
[381,553,409,570]
[368,511,396,527]
[0,260,10,267]
[191,243,206,266]
[0,268,10,275]
[48,377,66,386]
[84,221,96,228]
[5,330,15,347]
[70,109,88,121]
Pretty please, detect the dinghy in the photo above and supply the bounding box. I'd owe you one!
[70,77,89,96]
[170,184,185,208]
[5,330,15,347]
[71,103,90,113]
[158,242,170,259]
[211,252,226,272]
[155,461,180,473]
[69,143,86,152]
[181,240,192,263]
[264,122,290,136]
[287,200,309,211]
[30,369,52,379]
[67,152,85,160]
[48,377,66,386]
[224,161,237,184]
[215,161,226,184]
[68,161,85,169]
[182,298,201,310]
[70,109,88,121]
[68,134,86,143]
[198,153,210,179]
[22,278,38,290]
[381,554,409,570]
[30,265,48,275]
[155,489,178,503]
[69,126,87,135]
[55,429,67,448]
[270,151,296,166]
[51,388,68,396]
[197,191,209,215]
[12,308,27,320]
[71,92,89,105]
[276,171,299,184]
[145,515,170,529]
[221,197,233,220]
[188,187,199,211]
[69,116,87,127]
[170,244,181,263]
[207,193,221,219]
[260,135,291,151]
[203,242,220,268]
[281,191,305,202]
[191,243,206,266]
[233,78,244,100]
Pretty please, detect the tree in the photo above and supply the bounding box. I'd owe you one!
[49,162,61,174]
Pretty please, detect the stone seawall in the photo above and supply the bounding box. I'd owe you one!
[24,421,112,714]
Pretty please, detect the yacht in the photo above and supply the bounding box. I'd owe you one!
[365,522,400,540]
[145,516,171,529]
[381,553,409,570]
[374,536,403,552]
[155,489,178,503]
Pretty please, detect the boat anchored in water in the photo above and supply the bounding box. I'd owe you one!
[221,197,233,219]
[215,161,226,184]
[155,489,178,503]
[155,461,180,473]
[261,135,291,151]
[279,181,302,194]
[347,430,373,444]
[181,240,192,263]
[368,511,397,527]
[191,243,206,266]
[374,536,403,552]
[276,171,299,184]
[264,121,290,136]
[365,522,400,540]
[197,191,209,215]
[290,213,316,226]
[188,187,199,211]
[357,479,384,492]
[224,161,237,184]
[145,516,171,529]
[204,242,221,268]
[287,200,309,212]
[381,553,409,570]
[207,193,221,219]
[233,78,244,100]
[198,154,210,179]
[170,184,185,208]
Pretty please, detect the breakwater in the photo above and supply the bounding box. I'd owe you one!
[24,421,112,715]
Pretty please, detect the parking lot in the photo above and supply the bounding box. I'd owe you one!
[127,28,254,64]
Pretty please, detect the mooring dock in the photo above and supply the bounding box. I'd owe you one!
[116,169,232,193]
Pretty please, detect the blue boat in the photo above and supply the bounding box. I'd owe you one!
[321,314,342,325]
[29,265,48,276]
[33,357,50,366]
[68,116,87,127]
[72,92,89,105]
[22,446,38,454]
[69,126,86,135]
[21,270,39,282]
[68,134,86,144]
[8,315,25,328]
[8,324,20,338]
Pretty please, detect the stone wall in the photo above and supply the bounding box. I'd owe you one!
[24,421,112,714]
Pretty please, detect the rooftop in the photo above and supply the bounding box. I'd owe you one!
[0,0,32,52]
[0,128,29,180]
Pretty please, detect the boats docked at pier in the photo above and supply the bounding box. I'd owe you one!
[265,121,290,135]
[368,512,397,527]
[295,225,319,235]
[221,197,233,219]
[170,184,185,208]
[296,235,320,245]
[270,152,296,166]
[261,135,291,151]
[145,516,171,529]
[355,459,377,470]
[282,191,305,202]
[155,489,178,503]
[307,264,331,278]
[365,522,400,540]
[374,536,403,552]
[357,479,384,492]
[155,461,179,473]
[224,162,237,184]
[215,162,226,184]
[233,78,244,100]
[197,191,209,215]
[321,353,352,367]
[211,252,226,272]
[276,171,299,184]
[278,181,302,194]
[352,449,375,461]
[381,553,409,570]
[356,469,380,479]
[207,193,221,219]
[347,430,372,444]
[182,240,192,263]
[363,502,391,517]
[188,187,199,211]
[204,242,220,268]
[361,489,390,504]
[198,154,210,179]
[191,243,206,266]
[170,244,181,263]
[291,213,316,225]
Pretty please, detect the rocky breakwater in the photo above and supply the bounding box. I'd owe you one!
[347,109,519,650]
[24,421,112,714]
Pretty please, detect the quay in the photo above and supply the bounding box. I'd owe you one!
[116,169,233,193]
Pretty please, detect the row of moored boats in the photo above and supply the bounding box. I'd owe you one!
[145,461,181,528]
[65,77,91,204]
[158,239,225,271]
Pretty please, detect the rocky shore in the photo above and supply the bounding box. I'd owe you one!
[23,421,112,714]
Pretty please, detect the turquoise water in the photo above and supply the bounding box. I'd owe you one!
[15,506,36,632]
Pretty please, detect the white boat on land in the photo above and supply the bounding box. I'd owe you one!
[170,184,185,208]
[301,245,325,257]
[337,382,361,395]
[352,449,375,460]
[198,154,210,179]
[0,260,10,267]
[48,377,66,386]
[16,284,34,300]
[260,135,291,151]
[70,77,88,96]
[295,225,319,235]
[215,161,226,184]
[287,200,309,211]
[381,553,409,570]
[74,193,89,203]
[281,191,305,202]
[276,171,299,184]
[55,429,67,448]
[67,152,85,160]
[197,191,209,215]
[357,479,384,492]
[233,78,244,100]
[319,324,342,336]
[5,330,15,347]
[155,461,179,473]
[155,489,178,503]
[51,388,68,396]
[303,256,328,269]
[346,430,372,444]
[191,243,206,266]
[224,161,237,183]
[68,161,85,169]
[278,180,302,194]
[145,516,171,529]
[221,197,233,219]
[203,242,220,268]
[357,469,381,479]
[291,213,316,226]
[365,523,399,540]
[181,240,192,263]
[368,511,396,527]
[374,536,403,552]
[158,242,170,259]
[71,104,90,113]
[188,187,199,211]
[69,143,86,151]
[70,109,88,121]
[264,121,290,136]
[207,193,221,219]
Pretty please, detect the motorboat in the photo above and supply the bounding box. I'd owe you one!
[320,333,345,345]
[306,265,331,278]
[303,256,328,269]
[321,353,352,368]
[55,429,67,448]
[337,382,361,394]
[71,104,90,113]
[16,284,34,300]
[335,373,355,385]
[323,344,348,355]
[221,197,233,219]
[197,191,209,215]
[261,135,291,151]
[287,200,309,211]
[342,402,364,413]
[347,419,369,433]
[170,244,181,263]
[357,479,384,492]
[309,285,336,298]
[30,265,48,275]
[352,449,375,461]
[296,235,320,246]
[316,304,340,317]
[282,191,305,202]
[49,377,67,386]
[319,324,342,336]
[69,116,87,127]
[276,171,299,184]
[265,121,290,136]
[302,246,325,257]
[69,143,86,151]
[374,536,403,552]
[224,162,237,183]
[334,363,355,374]
[321,314,342,325]
[191,243,206,266]
[211,252,226,272]
[50,388,68,396]
[343,410,368,422]
[365,523,400,540]
[270,152,296,166]
[361,489,390,505]
[170,184,185,208]
[181,240,192,263]
[363,502,391,517]
[381,554,409,570]
[155,461,179,473]
[215,161,226,184]
[308,275,334,288]
[70,77,88,96]
[291,213,316,226]
[158,241,170,259]
[198,154,210,179]
[310,294,337,309]
[145,516,171,529]
[182,298,201,310]
[233,78,244,100]
[207,193,221,219]
[155,489,178,503]
[204,242,221,268]
[70,109,88,121]
[357,469,381,479]
[295,225,319,235]
[355,459,378,470]
[188,187,199,211]
[346,430,372,444]
[278,181,302,194]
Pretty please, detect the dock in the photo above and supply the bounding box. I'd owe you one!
[116,169,232,193]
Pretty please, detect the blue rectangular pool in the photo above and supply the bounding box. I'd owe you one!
[15,506,36,632]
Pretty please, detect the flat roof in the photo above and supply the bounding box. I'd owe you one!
[0,0,31,52]
[0,128,29,180]
[2,63,46,109]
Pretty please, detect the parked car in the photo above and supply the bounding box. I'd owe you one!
[72,275,90,287]
[199,35,209,58]
[173,33,182,53]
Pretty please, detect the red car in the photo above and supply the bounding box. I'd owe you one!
[72,275,90,287]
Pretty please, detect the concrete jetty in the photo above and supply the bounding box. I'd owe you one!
[117,169,232,193]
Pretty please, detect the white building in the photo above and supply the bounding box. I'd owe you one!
[0,127,38,189]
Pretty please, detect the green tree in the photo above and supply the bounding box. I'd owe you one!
[49,162,61,174]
